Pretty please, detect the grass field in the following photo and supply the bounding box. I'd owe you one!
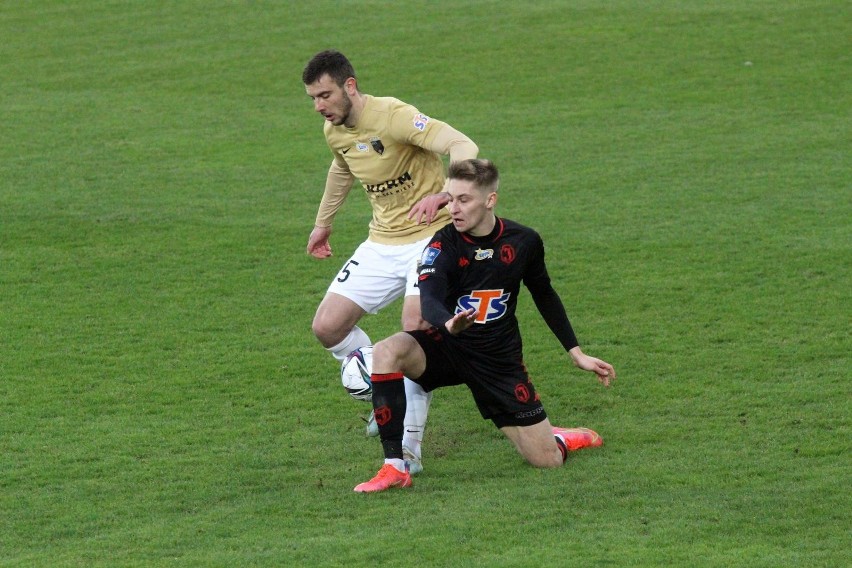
[1,1,849,566]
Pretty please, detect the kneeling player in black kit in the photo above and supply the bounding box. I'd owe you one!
[354,159,616,493]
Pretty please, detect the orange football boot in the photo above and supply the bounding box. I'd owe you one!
[552,427,603,451]
[354,463,413,493]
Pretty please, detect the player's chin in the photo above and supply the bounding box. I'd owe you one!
[452,219,466,230]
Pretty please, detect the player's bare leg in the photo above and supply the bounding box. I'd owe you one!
[500,419,565,468]
[400,294,429,332]
[312,292,369,361]
[502,419,603,467]
[313,292,376,435]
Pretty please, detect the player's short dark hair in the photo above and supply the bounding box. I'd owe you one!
[448,159,500,193]
[302,50,356,87]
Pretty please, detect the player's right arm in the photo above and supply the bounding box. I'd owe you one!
[445,308,477,335]
[417,235,463,330]
[418,266,453,329]
[307,158,355,258]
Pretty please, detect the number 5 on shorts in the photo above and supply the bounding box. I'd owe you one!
[337,260,359,283]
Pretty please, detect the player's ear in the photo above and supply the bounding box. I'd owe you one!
[486,191,498,209]
[345,77,357,94]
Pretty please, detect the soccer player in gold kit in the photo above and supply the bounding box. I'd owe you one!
[302,50,479,474]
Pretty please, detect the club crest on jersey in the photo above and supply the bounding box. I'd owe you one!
[356,142,369,152]
[456,289,510,323]
[474,248,493,261]
[370,137,385,155]
[420,245,441,266]
[413,113,430,131]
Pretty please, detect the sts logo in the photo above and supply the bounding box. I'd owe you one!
[413,113,430,131]
[456,289,510,323]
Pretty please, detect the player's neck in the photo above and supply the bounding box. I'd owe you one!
[468,214,497,238]
[344,92,368,128]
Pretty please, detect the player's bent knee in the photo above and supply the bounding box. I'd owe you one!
[311,315,348,348]
[311,294,366,348]
[525,451,563,469]
[514,434,563,468]
[372,333,418,372]
[401,314,429,332]
[370,338,401,370]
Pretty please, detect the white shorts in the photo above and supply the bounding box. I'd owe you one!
[326,236,432,315]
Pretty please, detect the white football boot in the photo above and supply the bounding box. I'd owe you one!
[365,410,379,437]
[402,444,423,475]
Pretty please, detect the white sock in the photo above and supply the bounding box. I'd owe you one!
[385,458,407,473]
[402,378,432,459]
[327,326,371,362]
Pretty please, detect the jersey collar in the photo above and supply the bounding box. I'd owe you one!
[460,217,504,244]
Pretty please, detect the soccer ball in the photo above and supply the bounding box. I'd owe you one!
[341,346,373,401]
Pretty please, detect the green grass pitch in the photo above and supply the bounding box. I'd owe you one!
[1,1,848,566]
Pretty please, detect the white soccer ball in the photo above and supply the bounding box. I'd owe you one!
[341,346,373,401]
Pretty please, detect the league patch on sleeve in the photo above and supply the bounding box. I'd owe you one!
[413,113,430,132]
[420,244,441,266]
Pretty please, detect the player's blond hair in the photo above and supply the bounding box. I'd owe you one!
[447,159,499,193]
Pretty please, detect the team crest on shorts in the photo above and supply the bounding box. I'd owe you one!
[514,383,531,403]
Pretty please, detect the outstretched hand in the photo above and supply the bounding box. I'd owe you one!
[408,192,450,225]
[568,347,616,387]
[445,308,477,335]
[307,226,333,259]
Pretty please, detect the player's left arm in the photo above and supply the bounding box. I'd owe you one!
[426,122,479,163]
[404,116,479,224]
[524,235,615,386]
[567,346,616,387]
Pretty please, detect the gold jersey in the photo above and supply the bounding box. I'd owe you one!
[316,95,477,245]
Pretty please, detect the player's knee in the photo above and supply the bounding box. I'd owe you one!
[516,441,563,468]
[370,339,396,370]
[311,313,347,348]
[525,451,563,469]
[401,313,428,332]
[371,335,408,371]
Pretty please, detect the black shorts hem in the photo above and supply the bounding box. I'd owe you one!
[491,406,547,428]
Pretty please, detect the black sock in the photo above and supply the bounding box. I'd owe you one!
[371,372,406,460]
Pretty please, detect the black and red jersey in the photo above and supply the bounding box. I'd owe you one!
[417,217,579,361]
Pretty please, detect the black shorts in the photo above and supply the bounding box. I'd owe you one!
[407,327,547,428]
